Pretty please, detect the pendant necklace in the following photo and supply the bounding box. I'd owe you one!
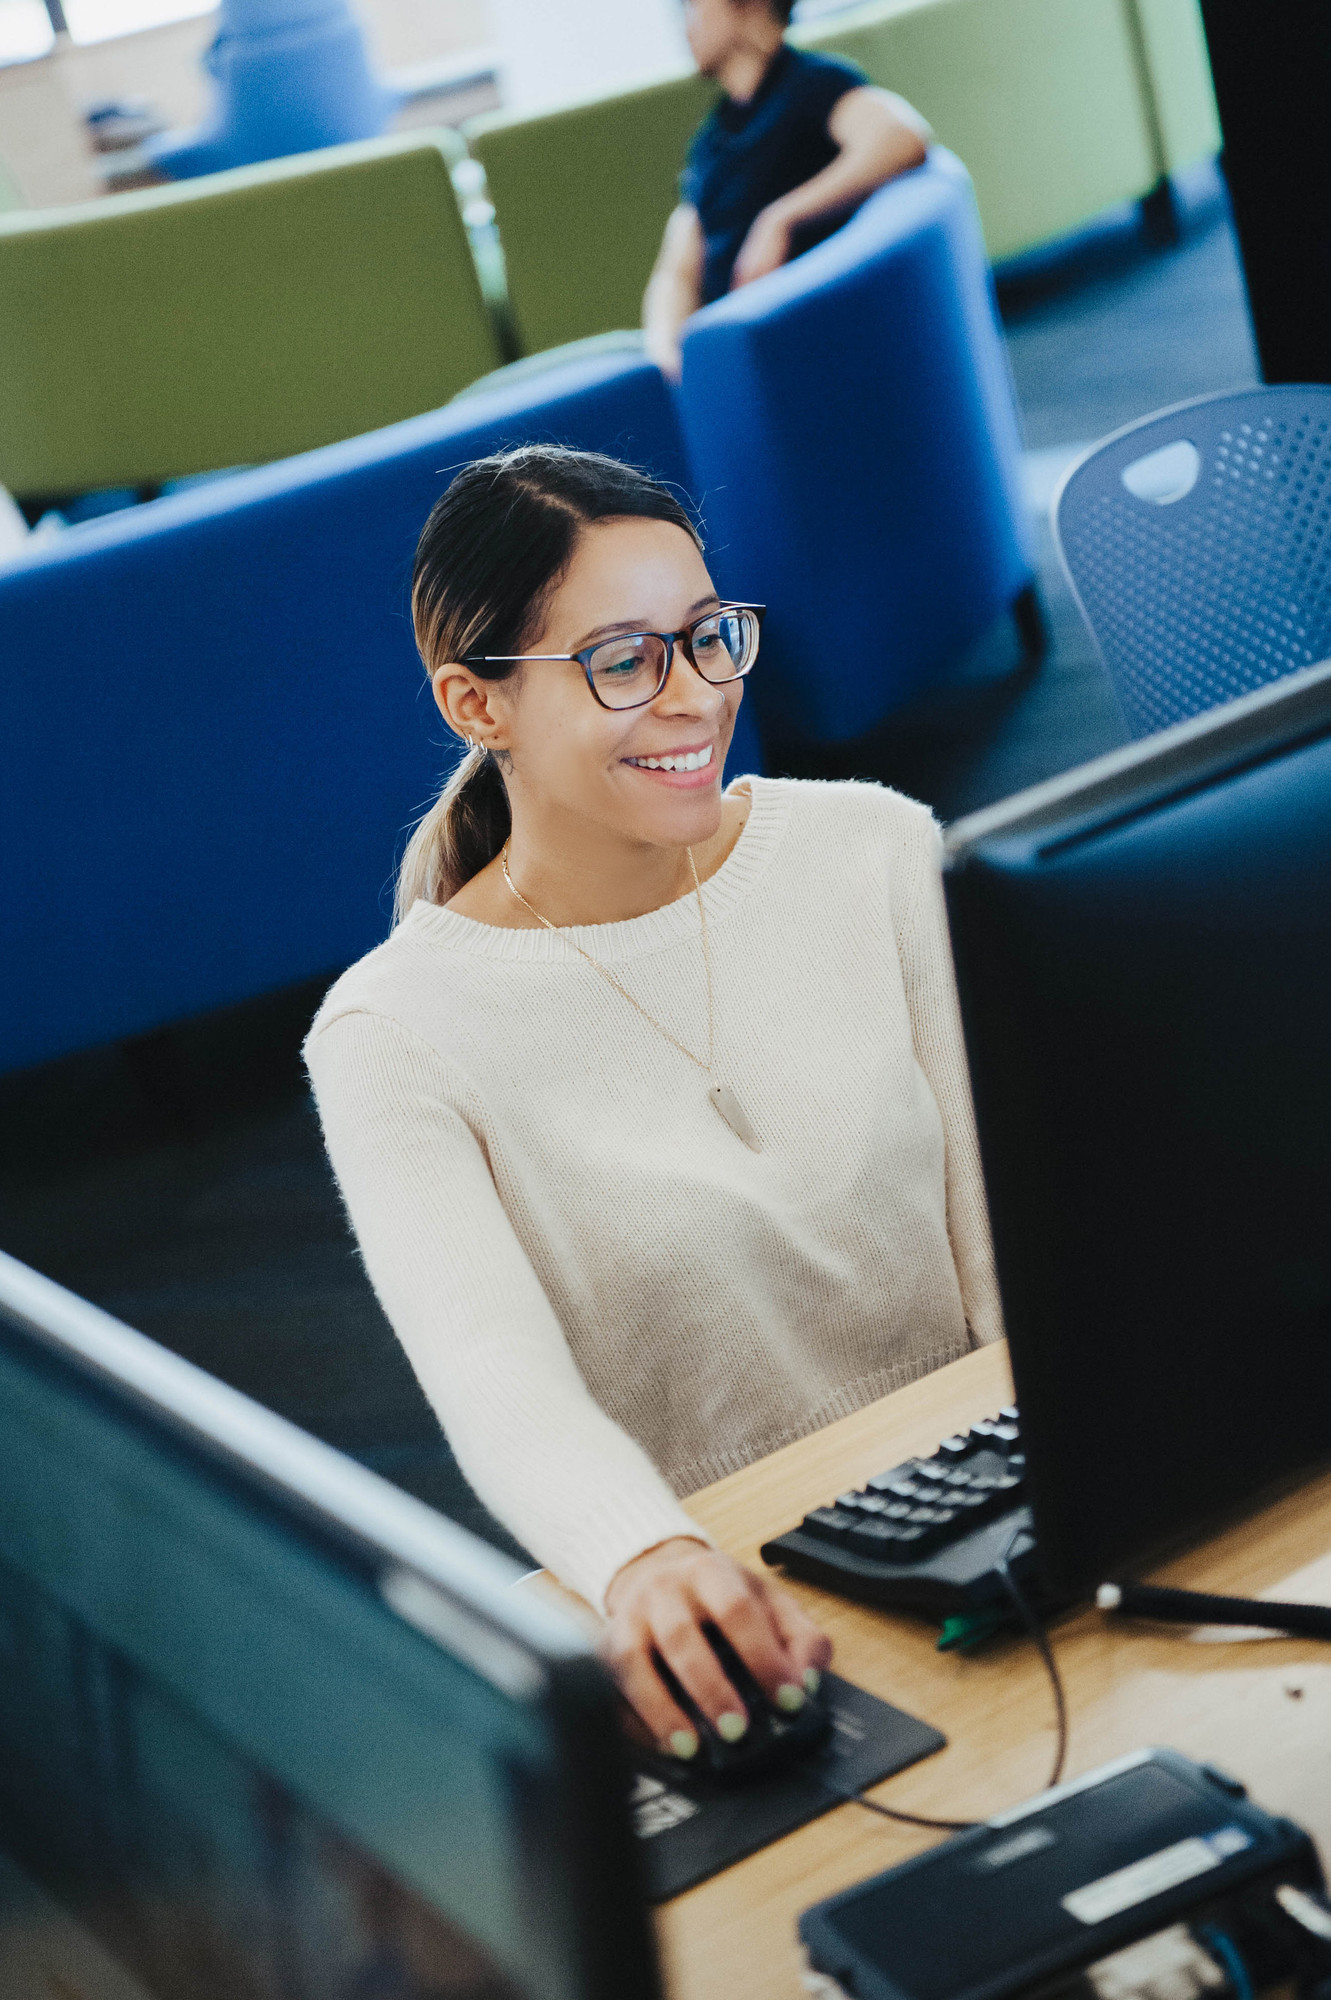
[499,843,761,1151]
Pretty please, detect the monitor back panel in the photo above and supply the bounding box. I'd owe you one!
[945,686,1331,1597]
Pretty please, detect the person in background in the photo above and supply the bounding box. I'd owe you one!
[643,0,930,376]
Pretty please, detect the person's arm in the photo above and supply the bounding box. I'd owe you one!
[307,1008,828,1752]
[731,86,930,290]
[643,202,706,381]
[891,808,1006,1349]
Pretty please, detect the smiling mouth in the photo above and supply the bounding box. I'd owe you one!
[624,744,715,773]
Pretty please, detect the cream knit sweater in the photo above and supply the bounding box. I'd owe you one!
[305,777,1003,1609]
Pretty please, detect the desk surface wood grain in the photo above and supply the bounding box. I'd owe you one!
[530,1344,1331,2000]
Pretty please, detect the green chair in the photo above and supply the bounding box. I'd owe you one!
[464,73,718,357]
[796,0,1219,262]
[1129,0,1221,177]
[0,130,500,502]
[795,0,1160,264]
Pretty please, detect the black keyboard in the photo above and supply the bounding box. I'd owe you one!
[760,1406,1050,1633]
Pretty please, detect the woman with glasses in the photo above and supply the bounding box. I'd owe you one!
[306,445,1002,1760]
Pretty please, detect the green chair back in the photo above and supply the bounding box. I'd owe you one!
[465,73,718,357]
[1128,0,1221,175]
[0,130,500,500]
[795,0,1163,264]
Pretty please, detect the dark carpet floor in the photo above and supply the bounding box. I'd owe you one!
[0,165,1260,1562]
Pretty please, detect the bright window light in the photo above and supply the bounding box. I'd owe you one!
[63,0,216,44]
[0,0,55,65]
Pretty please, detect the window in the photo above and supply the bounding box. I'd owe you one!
[60,0,216,42]
[0,0,55,64]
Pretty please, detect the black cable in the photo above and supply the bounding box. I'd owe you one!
[825,1529,1068,1832]
[1098,1580,1331,1642]
[1198,1926,1255,2000]
[818,1775,979,1832]
[995,1546,1069,1791]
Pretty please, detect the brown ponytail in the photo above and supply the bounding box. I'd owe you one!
[394,444,701,921]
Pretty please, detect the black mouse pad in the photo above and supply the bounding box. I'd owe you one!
[628,1674,945,1901]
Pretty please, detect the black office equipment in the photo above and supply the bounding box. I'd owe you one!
[1199,2,1331,386]
[655,1621,832,1783]
[945,660,1331,1603]
[765,662,1331,1625]
[633,1674,945,1900]
[1098,1583,1331,1643]
[800,1748,1331,2000]
[761,1407,1040,1626]
[0,1247,661,2000]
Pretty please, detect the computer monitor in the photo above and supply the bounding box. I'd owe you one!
[943,659,1331,1602]
[0,1248,662,2000]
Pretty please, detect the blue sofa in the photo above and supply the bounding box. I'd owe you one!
[3,155,1035,1075]
[679,149,1036,745]
[0,351,733,1075]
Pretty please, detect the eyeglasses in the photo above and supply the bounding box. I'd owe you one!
[465,603,765,711]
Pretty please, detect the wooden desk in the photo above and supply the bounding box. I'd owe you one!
[637,1344,1331,2000]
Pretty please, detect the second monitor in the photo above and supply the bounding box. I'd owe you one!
[944,659,1331,1602]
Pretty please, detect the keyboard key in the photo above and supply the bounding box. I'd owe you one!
[802,1508,858,1540]
[937,1433,974,1459]
[848,1517,908,1553]
[913,1462,951,1486]
[867,1472,924,1500]
[991,1422,1021,1445]
[838,1492,889,1515]
[998,1406,1020,1424]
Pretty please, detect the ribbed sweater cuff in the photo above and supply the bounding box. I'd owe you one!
[551,1494,714,1615]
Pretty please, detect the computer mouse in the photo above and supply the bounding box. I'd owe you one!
[653,1622,830,1785]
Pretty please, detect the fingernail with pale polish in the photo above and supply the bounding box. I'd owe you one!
[668,1728,699,1760]
[776,1683,806,1713]
[716,1711,748,1743]
[803,1667,822,1696]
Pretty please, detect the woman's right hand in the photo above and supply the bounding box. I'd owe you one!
[601,1537,833,1760]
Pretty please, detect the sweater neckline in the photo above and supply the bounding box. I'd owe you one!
[402,776,793,964]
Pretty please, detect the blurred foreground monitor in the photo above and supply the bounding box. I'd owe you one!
[0,1249,660,2000]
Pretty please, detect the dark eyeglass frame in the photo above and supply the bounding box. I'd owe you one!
[464,602,766,712]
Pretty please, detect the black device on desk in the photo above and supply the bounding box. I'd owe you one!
[801,1749,1331,2000]
[764,661,1331,1627]
[0,1249,661,2000]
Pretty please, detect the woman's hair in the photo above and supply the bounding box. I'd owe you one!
[395,445,702,920]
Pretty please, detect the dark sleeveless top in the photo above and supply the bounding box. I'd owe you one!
[681,44,867,305]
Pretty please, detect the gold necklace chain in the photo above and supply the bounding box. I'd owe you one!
[500,842,717,1080]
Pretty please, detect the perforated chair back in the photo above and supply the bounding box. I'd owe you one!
[1054,386,1331,738]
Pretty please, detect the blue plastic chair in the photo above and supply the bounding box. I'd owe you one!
[148,0,389,180]
[0,350,696,1075]
[1054,386,1331,738]
[678,149,1038,748]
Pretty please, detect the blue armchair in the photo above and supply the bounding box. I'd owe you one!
[678,148,1038,747]
[0,351,696,1075]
